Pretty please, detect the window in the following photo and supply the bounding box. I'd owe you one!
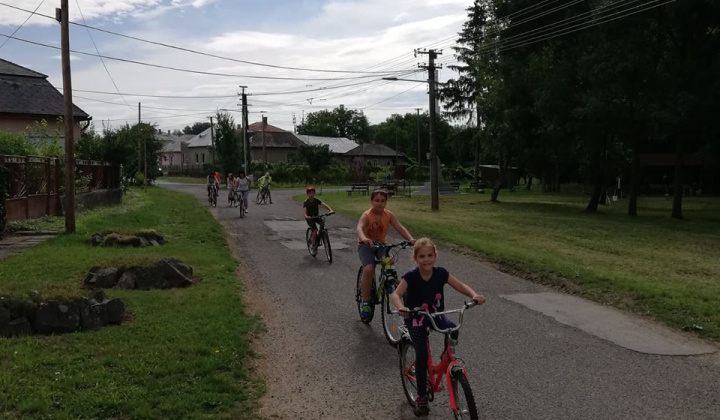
[195,154,199,163]
[202,153,205,163]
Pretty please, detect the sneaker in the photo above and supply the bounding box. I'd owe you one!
[360,301,372,319]
[414,395,429,416]
[311,245,318,256]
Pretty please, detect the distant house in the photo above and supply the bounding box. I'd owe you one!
[0,58,90,142]
[295,134,359,156]
[185,127,215,167]
[248,119,305,164]
[343,143,406,167]
[156,130,188,170]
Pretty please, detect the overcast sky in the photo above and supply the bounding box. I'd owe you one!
[0,0,470,133]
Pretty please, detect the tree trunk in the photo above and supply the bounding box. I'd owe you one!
[671,134,684,219]
[586,154,605,212]
[474,106,481,186]
[526,175,533,190]
[628,139,639,216]
[490,159,504,203]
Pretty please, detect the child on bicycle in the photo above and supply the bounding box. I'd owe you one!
[356,189,415,321]
[236,171,251,213]
[206,171,218,200]
[391,237,485,416]
[226,173,238,206]
[303,186,333,255]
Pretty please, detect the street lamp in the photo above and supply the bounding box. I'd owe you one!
[382,76,442,211]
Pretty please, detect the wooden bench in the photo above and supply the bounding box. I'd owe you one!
[346,183,370,196]
[465,181,486,193]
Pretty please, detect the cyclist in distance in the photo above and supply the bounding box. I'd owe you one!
[391,237,486,416]
[356,189,415,321]
[206,171,219,200]
[226,173,238,206]
[236,170,251,213]
[258,171,273,204]
[303,186,334,254]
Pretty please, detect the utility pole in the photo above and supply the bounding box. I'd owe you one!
[139,102,146,191]
[239,86,249,174]
[57,0,75,233]
[261,115,268,169]
[415,107,421,168]
[418,48,441,211]
[208,116,215,163]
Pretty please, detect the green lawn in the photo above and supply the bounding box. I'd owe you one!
[312,188,720,340]
[1,188,262,419]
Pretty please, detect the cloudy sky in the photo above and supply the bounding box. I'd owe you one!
[0,0,471,133]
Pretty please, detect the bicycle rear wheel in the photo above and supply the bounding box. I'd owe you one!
[355,266,376,323]
[451,369,479,420]
[381,276,403,346]
[322,230,332,263]
[399,338,419,407]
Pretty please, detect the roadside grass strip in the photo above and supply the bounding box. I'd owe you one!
[0,187,263,420]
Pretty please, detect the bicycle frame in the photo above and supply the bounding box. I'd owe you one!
[400,303,476,413]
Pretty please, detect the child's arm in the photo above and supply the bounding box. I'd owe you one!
[447,274,486,305]
[356,214,372,245]
[303,205,310,220]
[388,212,415,244]
[321,202,334,213]
[392,278,410,317]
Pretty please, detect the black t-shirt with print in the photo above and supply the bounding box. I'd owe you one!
[303,198,323,216]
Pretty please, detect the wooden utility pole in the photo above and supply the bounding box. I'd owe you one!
[239,86,249,174]
[418,49,441,211]
[208,116,215,163]
[261,115,268,168]
[57,0,75,233]
[139,102,146,191]
[415,107,422,167]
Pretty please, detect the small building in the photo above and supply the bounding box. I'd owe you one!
[185,127,215,168]
[248,119,305,163]
[0,58,90,141]
[295,134,359,156]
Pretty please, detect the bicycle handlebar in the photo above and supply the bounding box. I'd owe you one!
[370,240,412,250]
[392,301,477,334]
[309,211,335,221]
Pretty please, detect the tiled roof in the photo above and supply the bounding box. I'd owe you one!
[345,143,404,157]
[248,121,288,133]
[295,135,358,154]
[249,131,305,148]
[0,58,89,119]
[186,127,213,148]
[161,140,185,153]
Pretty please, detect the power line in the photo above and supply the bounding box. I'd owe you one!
[0,32,413,81]
[0,1,416,75]
[0,0,44,50]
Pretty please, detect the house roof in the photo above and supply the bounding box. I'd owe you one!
[248,121,288,133]
[345,143,404,157]
[186,127,213,148]
[0,58,89,119]
[249,131,305,148]
[295,134,358,154]
[161,140,185,153]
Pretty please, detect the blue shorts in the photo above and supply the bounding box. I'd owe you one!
[357,243,384,266]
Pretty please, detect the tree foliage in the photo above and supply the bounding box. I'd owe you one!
[297,106,371,141]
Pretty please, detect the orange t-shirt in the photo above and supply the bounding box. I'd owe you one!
[359,209,391,244]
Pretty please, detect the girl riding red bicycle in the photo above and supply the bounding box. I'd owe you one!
[392,237,485,416]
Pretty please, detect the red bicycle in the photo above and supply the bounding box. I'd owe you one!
[397,302,479,419]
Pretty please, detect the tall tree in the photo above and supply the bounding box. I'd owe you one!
[296,106,371,141]
[183,122,211,135]
[213,112,242,176]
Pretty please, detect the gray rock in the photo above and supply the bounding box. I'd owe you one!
[33,301,81,334]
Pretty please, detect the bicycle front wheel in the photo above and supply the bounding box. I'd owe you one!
[399,337,419,407]
[239,201,245,218]
[355,266,376,323]
[255,190,262,204]
[322,230,332,263]
[306,228,315,257]
[451,369,479,420]
[381,276,403,346]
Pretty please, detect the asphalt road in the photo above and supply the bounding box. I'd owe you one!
[159,181,720,420]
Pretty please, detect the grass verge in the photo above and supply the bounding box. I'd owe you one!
[309,188,720,341]
[0,187,262,419]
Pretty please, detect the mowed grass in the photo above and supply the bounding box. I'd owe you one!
[0,188,262,419]
[313,188,720,341]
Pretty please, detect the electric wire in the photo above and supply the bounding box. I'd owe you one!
[0,0,44,50]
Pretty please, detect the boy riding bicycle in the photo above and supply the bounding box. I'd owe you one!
[303,186,334,255]
[392,237,485,416]
[258,171,272,204]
